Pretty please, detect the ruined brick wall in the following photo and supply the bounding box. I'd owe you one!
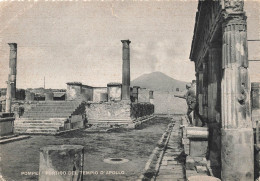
[85,101,131,121]
[66,84,82,101]
[93,87,107,102]
[81,86,93,101]
[85,101,154,123]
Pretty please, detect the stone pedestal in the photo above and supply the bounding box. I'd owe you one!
[0,117,14,136]
[39,145,84,181]
[182,126,208,157]
[221,128,254,180]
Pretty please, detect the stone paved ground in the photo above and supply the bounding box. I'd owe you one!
[0,117,171,181]
[155,116,186,181]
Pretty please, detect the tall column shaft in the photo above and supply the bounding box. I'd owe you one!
[202,62,208,121]
[121,40,131,100]
[5,43,17,113]
[5,82,12,113]
[8,43,17,98]
[221,11,253,180]
[198,70,204,116]
[208,45,222,122]
[207,45,222,177]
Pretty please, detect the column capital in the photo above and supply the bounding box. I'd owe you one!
[222,0,244,12]
[121,40,131,49]
[8,43,17,50]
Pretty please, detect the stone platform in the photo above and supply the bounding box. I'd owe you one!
[14,101,85,135]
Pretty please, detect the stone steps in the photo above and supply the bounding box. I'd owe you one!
[23,113,72,117]
[15,128,59,135]
[29,107,77,111]
[26,109,76,112]
[14,120,66,134]
[31,101,79,105]
[15,101,83,135]
[15,119,67,123]
[14,123,64,127]
[88,119,132,125]
[21,116,70,120]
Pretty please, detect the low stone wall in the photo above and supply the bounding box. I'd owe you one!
[131,103,154,118]
[181,116,210,178]
[85,101,154,124]
[0,117,14,136]
[86,101,131,123]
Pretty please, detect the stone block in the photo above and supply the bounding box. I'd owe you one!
[184,145,190,154]
[193,157,203,162]
[0,117,14,136]
[186,127,208,139]
[187,175,221,181]
[221,128,254,181]
[39,145,84,181]
[186,157,195,170]
[182,138,189,145]
[190,140,208,157]
[195,166,208,174]
[194,157,208,167]
[186,170,198,177]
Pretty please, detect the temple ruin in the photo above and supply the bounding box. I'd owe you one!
[188,0,258,180]
[1,40,154,135]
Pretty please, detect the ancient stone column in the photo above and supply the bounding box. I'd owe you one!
[198,70,204,117]
[8,43,17,98]
[251,82,260,128]
[39,145,84,181]
[5,43,17,113]
[202,62,208,123]
[221,3,253,180]
[251,82,260,110]
[132,86,139,103]
[207,43,222,177]
[5,81,12,113]
[121,40,131,100]
[149,90,154,104]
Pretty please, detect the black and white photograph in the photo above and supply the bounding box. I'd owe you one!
[0,0,260,180]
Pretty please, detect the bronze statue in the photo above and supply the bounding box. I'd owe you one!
[175,83,205,127]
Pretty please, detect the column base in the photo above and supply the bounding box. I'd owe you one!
[221,128,254,181]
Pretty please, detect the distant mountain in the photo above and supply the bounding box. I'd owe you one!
[131,71,188,92]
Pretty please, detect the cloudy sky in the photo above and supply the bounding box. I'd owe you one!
[0,0,259,89]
